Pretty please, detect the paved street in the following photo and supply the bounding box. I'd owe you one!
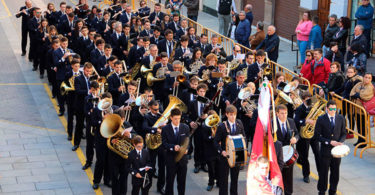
[0,0,374,195]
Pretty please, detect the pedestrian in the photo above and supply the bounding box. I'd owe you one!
[355,0,374,55]
[332,17,351,55]
[322,14,339,56]
[244,4,253,34]
[184,0,199,22]
[249,21,265,50]
[227,13,239,40]
[309,16,322,50]
[235,11,251,48]
[295,11,312,65]
[217,0,237,35]
[256,25,280,62]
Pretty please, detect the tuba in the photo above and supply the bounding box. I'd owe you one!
[300,96,327,139]
[238,87,257,114]
[145,95,187,149]
[100,114,134,159]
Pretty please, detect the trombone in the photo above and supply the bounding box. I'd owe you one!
[172,73,186,97]
[124,78,141,122]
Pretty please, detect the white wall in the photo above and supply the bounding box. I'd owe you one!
[330,0,349,17]
[300,0,318,10]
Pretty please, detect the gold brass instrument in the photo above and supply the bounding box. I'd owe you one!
[140,65,153,77]
[300,96,327,139]
[127,39,132,52]
[130,62,141,79]
[173,74,186,97]
[238,87,257,114]
[100,114,134,159]
[168,40,177,63]
[229,58,241,71]
[124,78,141,122]
[205,113,220,138]
[146,72,165,86]
[60,74,79,96]
[98,98,114,118]
[185,60,203,75]
[146,95,187,149]
[275,89,294,106]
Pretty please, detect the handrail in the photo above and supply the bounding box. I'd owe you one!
[311,84,372,158]
[291,34,299,66]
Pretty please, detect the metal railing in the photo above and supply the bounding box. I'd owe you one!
[291,34,299,67]
[312,84,373,158]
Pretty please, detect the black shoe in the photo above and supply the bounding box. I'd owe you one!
[201,165,208,172]
[104,181,112,188]
[72,145,79,151]
[32,67,37,71]
[67,135,72,141]
[58,112,64,116]
[303,176,310,183]
[206,185,213,191]
[82,163,91,170]
[194,167,200,173]
[21,52,26,56]
[157,188,165,195]
[40,75,44,79]
[92,183,99,190]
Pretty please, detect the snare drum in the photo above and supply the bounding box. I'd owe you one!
[282,145,299,167]
[331,144,350,158]
[226,135,247,168]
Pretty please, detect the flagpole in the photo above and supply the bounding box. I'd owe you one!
[268,81,278,142]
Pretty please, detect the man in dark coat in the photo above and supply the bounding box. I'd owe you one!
[256,25,280,62]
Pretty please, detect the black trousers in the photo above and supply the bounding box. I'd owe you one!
[21,27,28,54]
[318,155,341,195]
[356,114,366,143]
[73,111,85,146]
[297,137,320,177]
[56,80,65,113]
[85,117,95,164]
[149,147,166,190]
[207,156,220,186]
[218,156,240,195]
[131,178,152,195]
[66,99,75,137]
[165,157,187,195]
[29,36,39,68]
[193,129,205,168]
[110,151,128,195]
[93,133,110,184]
[38,51,46,76]
[282,165,294,195]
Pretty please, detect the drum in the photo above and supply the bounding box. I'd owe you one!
[226,135,247,168]
[331,144,350,158]
[282,145,299,167]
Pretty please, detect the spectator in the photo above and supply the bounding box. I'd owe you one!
[355,0,374,54]
[350,73,374,147]
[167,0,183,16]
[340,66,363,138]
[184,0,199,22]
[295,11,313,64]
[256,25,280,62]
[320,62,345,97]
[300,50,314,83]
[244,4,253,35]
[322,14,339,56]
[347,25,368,62]
[312,48,331,85]
[227,14,239,40]
[249,21,265,50]
[217,0,237,35]
[309,16,322,50]
[235,11,251,47]
[332,17,351,55]
[348,43,367,76]
[325,42,344,72]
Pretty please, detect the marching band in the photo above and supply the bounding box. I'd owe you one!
[17,0,350,195]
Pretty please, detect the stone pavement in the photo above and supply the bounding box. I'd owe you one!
[0,0,374,195]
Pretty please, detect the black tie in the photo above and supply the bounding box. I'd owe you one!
[330,117,335,129]
[231,124,235,135]
[282,124,287,137]
[137,151,141,159]
[200,102,204,116]
[174,127,179,139]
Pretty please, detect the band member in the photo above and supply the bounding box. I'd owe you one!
[16,0,32,57]
[128,37,145,68]
[163,61,189,101]
[214,105,246,195]
[28,7,42,71]
[294,92,320,183]
[223,71,248,109]
[274,104,299,195]
[47,39,60,98]
[140,20,153,37]
[72,62,94,151]
[203,34,226,59]
[174,35,192,65]
[150,26,164,45]
[316,100,346,195]
[152,52,173,105]
[65,59,82,141]
[245,49,267,83]
[148,3,165,27]
[176,19,188,40]
[187,83,210,173]
[128,135,152,195]
[108,61,125,106]
[53,37,73,116]
[97,44,113,76]
[90,39,105,71]
[82,81,100,170]
[234,51,255,78]
[179,76,199,106]
[162,108,190,195]
[142,100,166,194]
[92,92,115,189]
[157,30,175,58]
[202,110,220,191]
[119,80,137,107]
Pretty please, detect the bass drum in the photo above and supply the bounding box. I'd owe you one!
[282,145,299,167]
[226,135,247,168]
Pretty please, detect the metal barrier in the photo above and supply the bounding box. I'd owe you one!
[311,84,372,158]
[291,34,299,66]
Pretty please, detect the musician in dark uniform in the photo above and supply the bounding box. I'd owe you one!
[214,105,246,195]
[162,108,190,195]
[151,52,173,106]
[65,59,82,141]
[316,100,346,195]
[90,39,105,71]
[274,104,299,195]
[16,0,32,57]
[150,26,164,45]
[72,63,94,151]
[173,35,193,66]
[107,61,125,106]
[245,49,267,83]
[186,83,210,173]
[203,34,226,59]
[91,92,114,190]
[142,100,166,194]
[148,3,165,27]
[128,135,152,195]
[294,91,320,183]
[157,30,175,58]
[222,71,248,109]
[28,7,42,71]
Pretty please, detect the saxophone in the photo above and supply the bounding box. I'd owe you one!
[300,96,327,139]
